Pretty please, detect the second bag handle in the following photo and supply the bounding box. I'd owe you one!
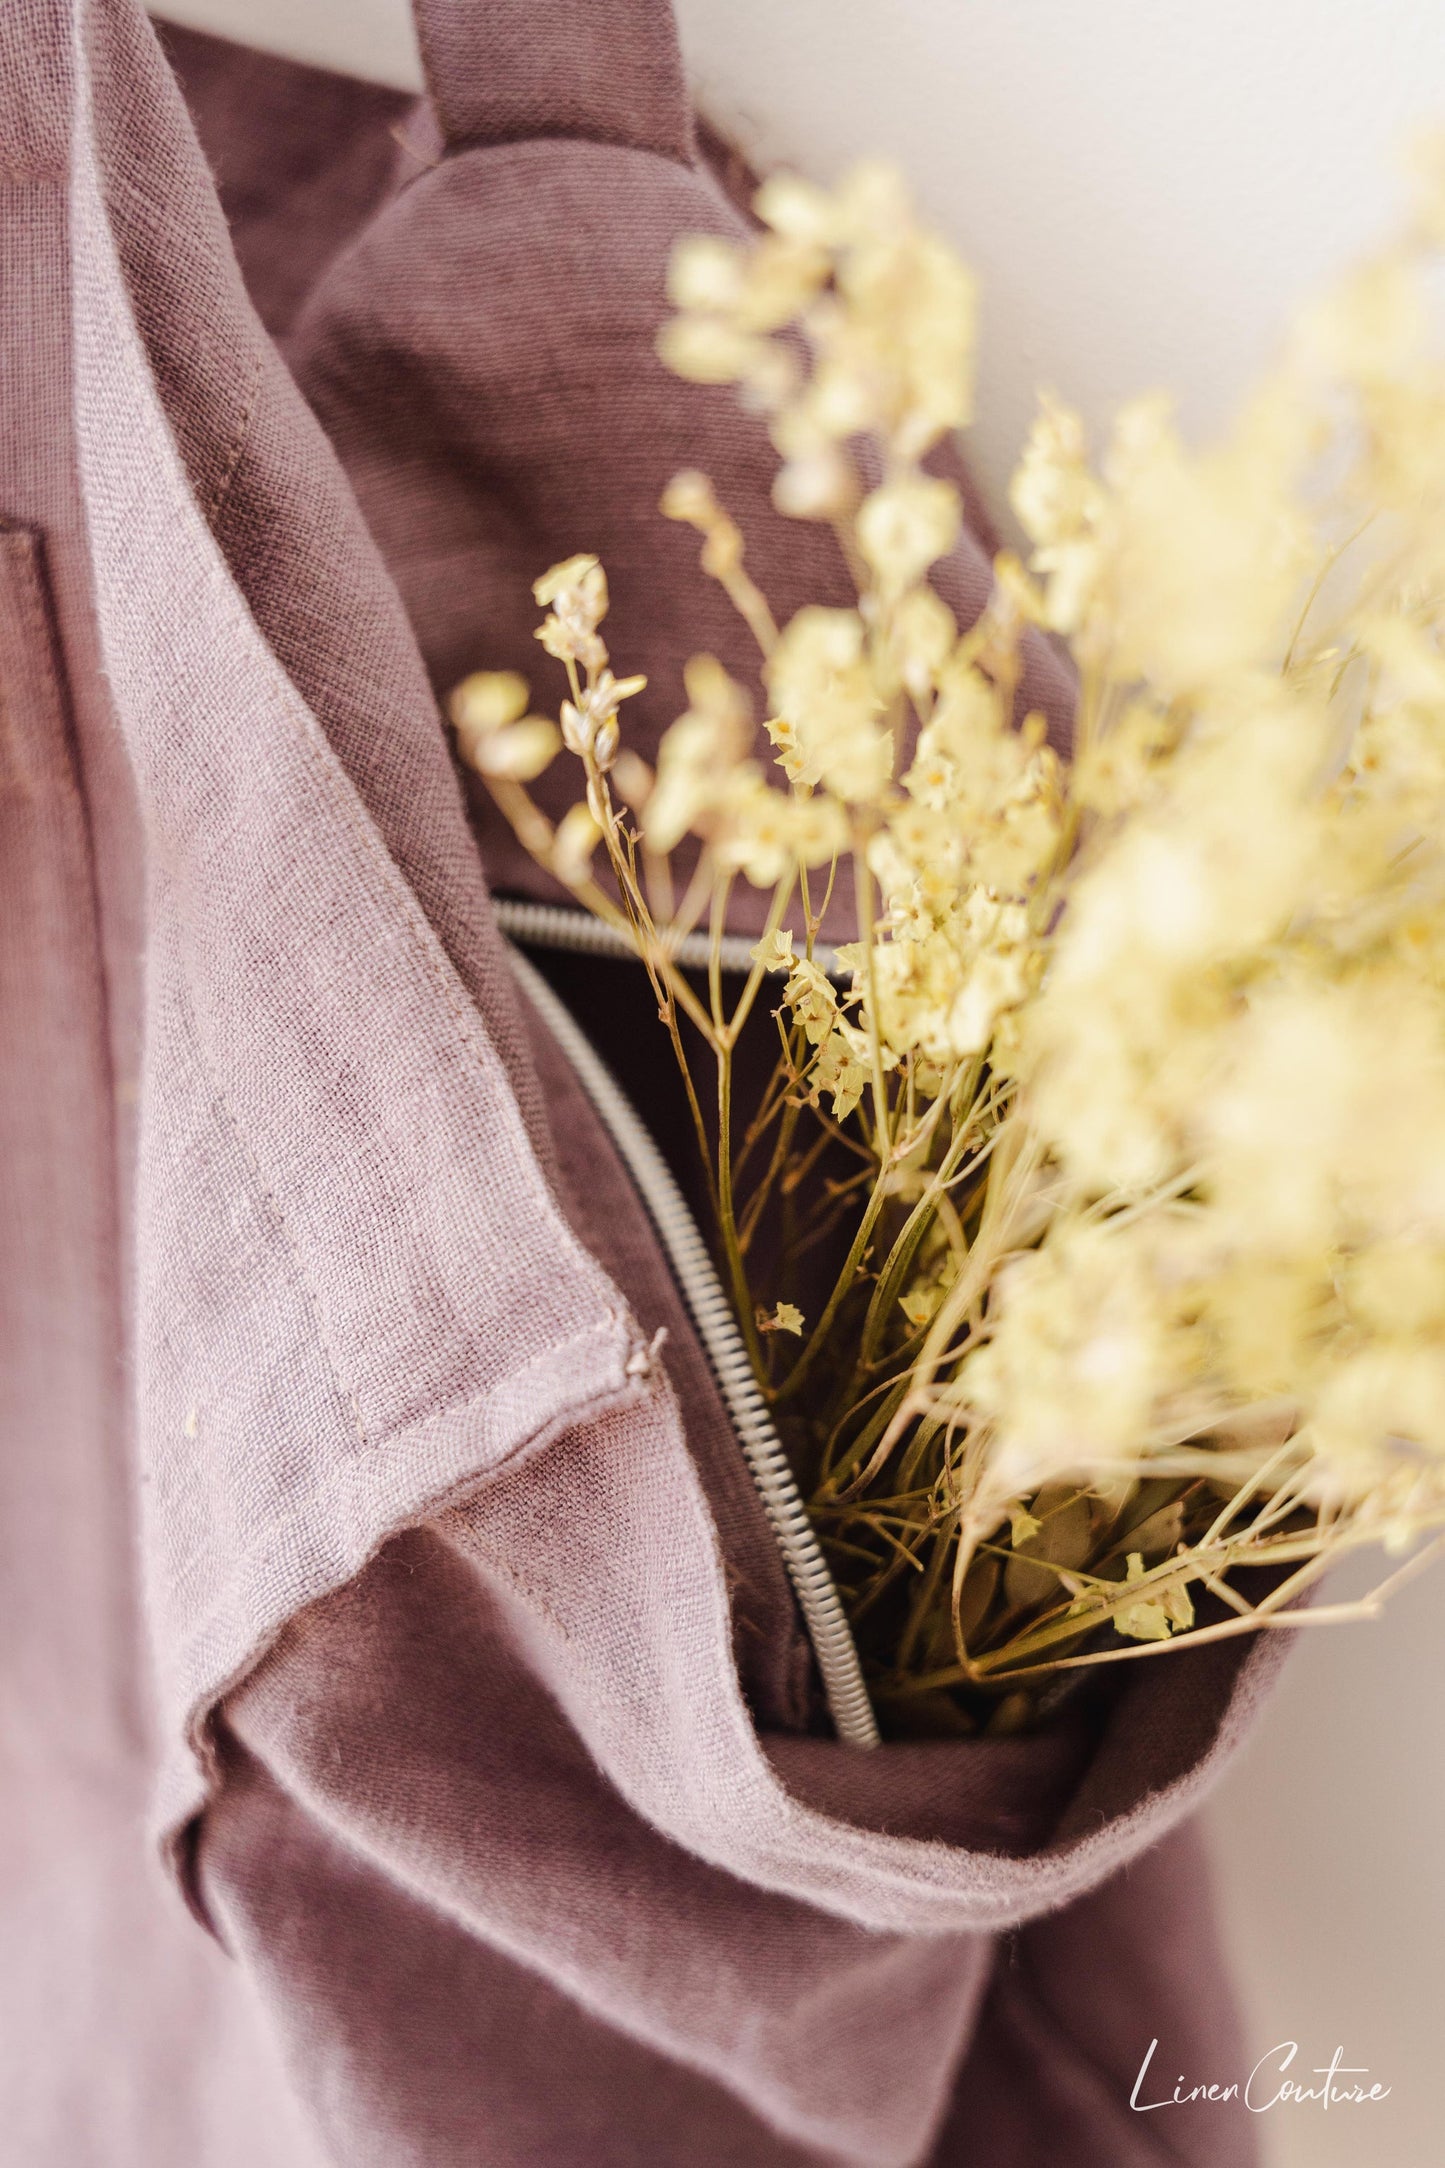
[410,0,694,164]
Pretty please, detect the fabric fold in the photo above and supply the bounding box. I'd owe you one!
[68,0,653,1839]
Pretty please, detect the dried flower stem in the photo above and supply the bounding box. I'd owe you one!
[460,150,1445,1730]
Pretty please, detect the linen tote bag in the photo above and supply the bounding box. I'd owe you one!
[0,1,1282,2160]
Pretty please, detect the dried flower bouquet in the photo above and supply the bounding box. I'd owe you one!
[454,152,1445,1735]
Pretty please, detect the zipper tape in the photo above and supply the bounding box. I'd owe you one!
[502,927,880,1749]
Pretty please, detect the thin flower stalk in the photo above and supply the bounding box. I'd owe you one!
[457,148,1445,1732]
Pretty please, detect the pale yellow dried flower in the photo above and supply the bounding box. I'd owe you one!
[465,151,1445,1725]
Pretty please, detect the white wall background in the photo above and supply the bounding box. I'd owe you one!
[151,6,1445,2163]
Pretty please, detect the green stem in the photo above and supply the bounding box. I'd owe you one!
[771,1171,891,1408]
[853,847,894,1159]
[716,1044,767,1380]
[853,1102,983,1373]
[817,1375,913,1496]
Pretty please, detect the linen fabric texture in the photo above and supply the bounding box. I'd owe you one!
[0,2,1279,2161]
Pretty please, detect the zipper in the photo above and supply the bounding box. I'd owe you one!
[498,901,879,1750]
[492,895,842,980]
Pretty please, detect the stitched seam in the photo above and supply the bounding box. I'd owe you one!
[204,346,263,526]
[398,127,698,190]
[435,119,694,170]
[0,522,126,1289]
[171,954,368,1447]
[106,273,627,1328]
[172,1339,645,1648]
[0,527,46,793]
[1,522,146,1775]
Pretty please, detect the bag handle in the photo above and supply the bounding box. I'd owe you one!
[410,0,693,163]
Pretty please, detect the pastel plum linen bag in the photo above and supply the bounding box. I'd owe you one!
[0,1,1283,2161]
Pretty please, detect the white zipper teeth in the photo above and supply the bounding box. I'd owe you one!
[492,896,842,980]
[504,934,880,1749]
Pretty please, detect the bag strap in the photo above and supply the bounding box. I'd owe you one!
[410,0,693,163]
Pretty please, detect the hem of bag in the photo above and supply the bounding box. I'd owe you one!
[154,1310,652,1918]
[714,1611,1299,1939]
